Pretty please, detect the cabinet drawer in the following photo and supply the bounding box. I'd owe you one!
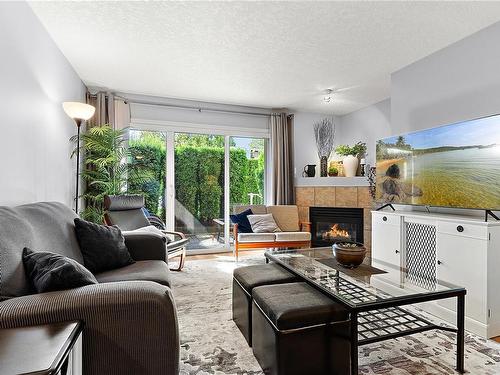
[437,221,488,240]
[372,212,400,226]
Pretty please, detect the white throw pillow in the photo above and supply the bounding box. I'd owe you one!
[247,214,282,233]
[125,225,170,243]
[128,225,165,236]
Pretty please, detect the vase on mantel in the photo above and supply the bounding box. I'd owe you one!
[320,156,328,177]
[342,155,359,177]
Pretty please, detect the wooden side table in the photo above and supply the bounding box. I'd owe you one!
[0,321,84,375]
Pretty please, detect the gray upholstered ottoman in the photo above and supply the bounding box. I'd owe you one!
[232,264,298,346]
[252,282,350,375]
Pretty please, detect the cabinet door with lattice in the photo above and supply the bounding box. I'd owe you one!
[404,221,437,291]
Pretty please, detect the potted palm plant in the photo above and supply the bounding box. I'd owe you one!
[71,125,149,222]
[334,142,367,177]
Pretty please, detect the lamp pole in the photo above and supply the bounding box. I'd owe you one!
[62,101,95,214]
[75,119,82,213]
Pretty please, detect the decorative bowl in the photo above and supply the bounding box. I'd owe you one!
[332,241,367,268]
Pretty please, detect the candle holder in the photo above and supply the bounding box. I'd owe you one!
[360,158,366,177]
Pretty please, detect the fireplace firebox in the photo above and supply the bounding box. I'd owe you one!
[310,207,364,247]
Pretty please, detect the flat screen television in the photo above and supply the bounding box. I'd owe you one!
[375,114,500,210]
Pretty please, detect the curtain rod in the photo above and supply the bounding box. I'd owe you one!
[110,95,272,118]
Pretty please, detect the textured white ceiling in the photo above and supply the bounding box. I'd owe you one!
[29,1,500,115]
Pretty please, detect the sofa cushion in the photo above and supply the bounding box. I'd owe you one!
[233,205,267,215]
[275,232,311,242]
[22,247,97,293]
[74,218,135,274]
[266,205,300,232]
[0,202,82,300]
[230,209,254,233]
[252,282,348,330]
[233,264,298,292]
[238,233,276,243]
[248,214,281,233]
[95,260,171,288]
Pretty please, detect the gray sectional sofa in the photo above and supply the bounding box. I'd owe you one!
[0,202,179,375]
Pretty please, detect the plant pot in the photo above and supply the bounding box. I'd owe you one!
[342,155,359,177]
[332,241,367,268]
[328,171,338,177]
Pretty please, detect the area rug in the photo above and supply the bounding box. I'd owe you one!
[170,254,500,375]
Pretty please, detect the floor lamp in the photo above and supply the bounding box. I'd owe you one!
[63,102,95,213]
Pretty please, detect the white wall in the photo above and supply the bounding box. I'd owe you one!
[320,21,500,216]
[0,3,86,207]
[293,21,500,174]
[292,101,389,181]
[391,21,500,216]
[392,21,500,134]
[292,112,340,179]
[335,99,391,166]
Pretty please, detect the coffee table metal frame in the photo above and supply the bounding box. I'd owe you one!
[264,250,466,375]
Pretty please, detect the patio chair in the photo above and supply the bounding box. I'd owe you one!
[104,194,188,271]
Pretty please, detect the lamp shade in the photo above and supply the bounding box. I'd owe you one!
[63,102,95,121]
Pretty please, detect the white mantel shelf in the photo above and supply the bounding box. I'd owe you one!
[295,176,369,187]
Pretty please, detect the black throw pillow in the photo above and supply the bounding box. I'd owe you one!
[74,218,135,274]
[22,247,98,293]
[230,209,254,233]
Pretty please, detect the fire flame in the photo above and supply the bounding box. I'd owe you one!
[324,224,350,239]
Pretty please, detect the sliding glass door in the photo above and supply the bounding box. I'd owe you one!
[128,129,267,253]
[230,136,265,212]
[173,133,226,251]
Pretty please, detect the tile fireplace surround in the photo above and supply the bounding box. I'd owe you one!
[296,186,374,252]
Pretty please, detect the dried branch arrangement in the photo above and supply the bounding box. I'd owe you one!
[313,117,336,159]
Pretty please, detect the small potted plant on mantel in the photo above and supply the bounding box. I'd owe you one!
[328,166,339,177]
[334,142,367,177]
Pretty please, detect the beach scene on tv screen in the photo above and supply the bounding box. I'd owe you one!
[376,115,500,210]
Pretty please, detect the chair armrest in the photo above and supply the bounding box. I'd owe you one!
[162,230,187,240]
[0,281,179,374]
[123,231,166,262]
[300,221,311,232]
[166,238,189,251]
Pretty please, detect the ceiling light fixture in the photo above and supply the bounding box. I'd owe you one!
[323,89,334,103]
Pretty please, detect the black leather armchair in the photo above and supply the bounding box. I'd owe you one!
[104,195,188,271]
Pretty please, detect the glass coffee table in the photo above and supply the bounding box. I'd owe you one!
[264,247,466,375]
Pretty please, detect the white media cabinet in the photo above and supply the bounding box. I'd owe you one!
[371,210,500,338]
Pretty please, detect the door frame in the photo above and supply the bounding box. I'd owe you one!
[130,121,270,253]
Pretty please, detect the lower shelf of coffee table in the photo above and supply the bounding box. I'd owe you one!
[357,306,441,345]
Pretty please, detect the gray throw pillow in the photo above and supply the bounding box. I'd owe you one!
[247,214,282,233]
[74,218,135,274]
[22,247,98,293]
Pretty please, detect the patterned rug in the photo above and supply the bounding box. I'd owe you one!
[170,253,500,375]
